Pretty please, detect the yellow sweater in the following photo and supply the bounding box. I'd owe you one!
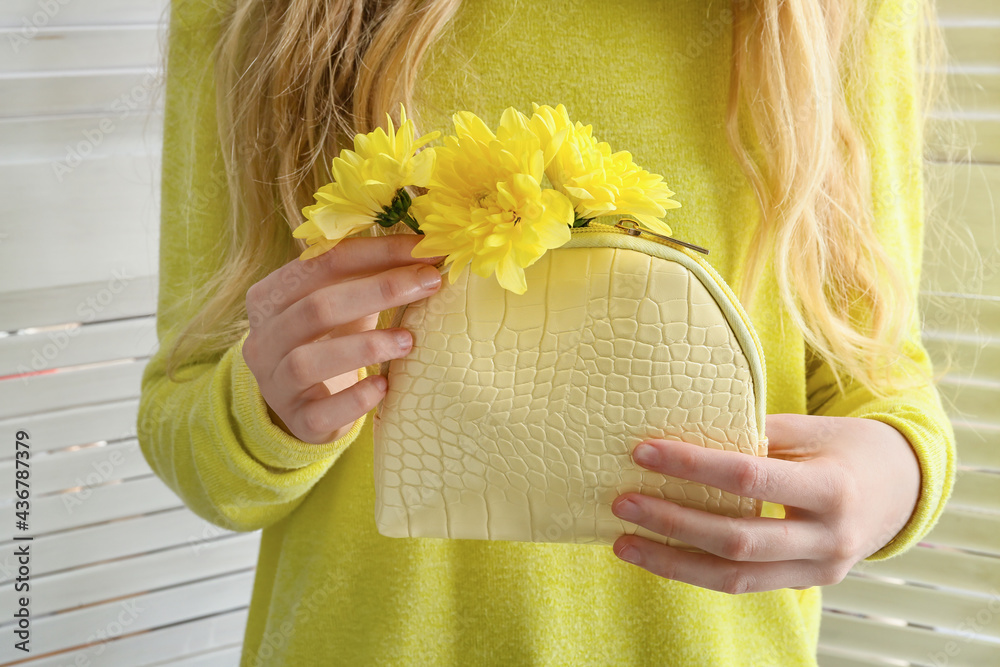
[139,1,956,665]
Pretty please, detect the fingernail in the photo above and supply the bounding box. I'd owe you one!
[393,329,412,350]
[417,265,442,290]
[617,544,640,564]
[633,443,656,466]
[372,374,388,392]
[613,498,640,521]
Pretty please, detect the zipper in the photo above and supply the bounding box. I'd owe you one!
[569,218,709,254]
[612,219,710,255]
[570,219,767,412]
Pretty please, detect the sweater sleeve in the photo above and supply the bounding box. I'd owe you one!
[806,346,956,561]
[136,0,370,532]
[804,0,956,561]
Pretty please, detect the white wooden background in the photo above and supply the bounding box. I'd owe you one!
[817,1,1000,664]
[0,1,257,665]
[0,0,996,666]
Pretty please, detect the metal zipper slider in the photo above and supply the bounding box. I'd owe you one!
[615,219,710,255]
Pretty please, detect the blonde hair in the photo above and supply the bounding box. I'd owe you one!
[165,0,945,400]
[728,0,947,398]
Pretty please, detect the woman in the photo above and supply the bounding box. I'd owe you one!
[138,0,956,664]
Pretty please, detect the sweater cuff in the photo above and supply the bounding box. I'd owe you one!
[230,330,370,470]
[855,402,957,561]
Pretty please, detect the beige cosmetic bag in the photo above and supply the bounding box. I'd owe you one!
[372,219,768,548]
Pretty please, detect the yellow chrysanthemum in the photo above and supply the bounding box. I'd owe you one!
[529,103,680,235]
[410,108,574,294]
[292,105,439,260]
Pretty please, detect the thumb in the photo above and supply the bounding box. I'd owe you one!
[763,413,836,462]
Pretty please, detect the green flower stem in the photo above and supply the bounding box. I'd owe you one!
[401,212,423,235]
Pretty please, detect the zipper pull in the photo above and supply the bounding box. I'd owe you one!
[615,219,710,255]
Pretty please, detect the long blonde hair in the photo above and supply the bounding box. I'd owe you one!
[165,0,944,400]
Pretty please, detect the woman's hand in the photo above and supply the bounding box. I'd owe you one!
[610,413,922,593]
[242,235,443,444]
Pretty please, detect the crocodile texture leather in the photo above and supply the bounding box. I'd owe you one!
[373,233,767,548]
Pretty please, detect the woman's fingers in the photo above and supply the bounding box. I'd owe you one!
[611,494,824,562]
[241,235,447,443]
[611,536,849,593]
[631,439,842,514]
[246,235,443,325]
[275,328,413,395]
[264,262,442,361]
[289,374,389,444]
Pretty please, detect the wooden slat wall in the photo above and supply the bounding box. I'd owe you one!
[0,1,257,665]
[818,1,1000,665]
[1,0,997,665]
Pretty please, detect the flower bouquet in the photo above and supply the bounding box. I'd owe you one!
[292,103,683,292]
